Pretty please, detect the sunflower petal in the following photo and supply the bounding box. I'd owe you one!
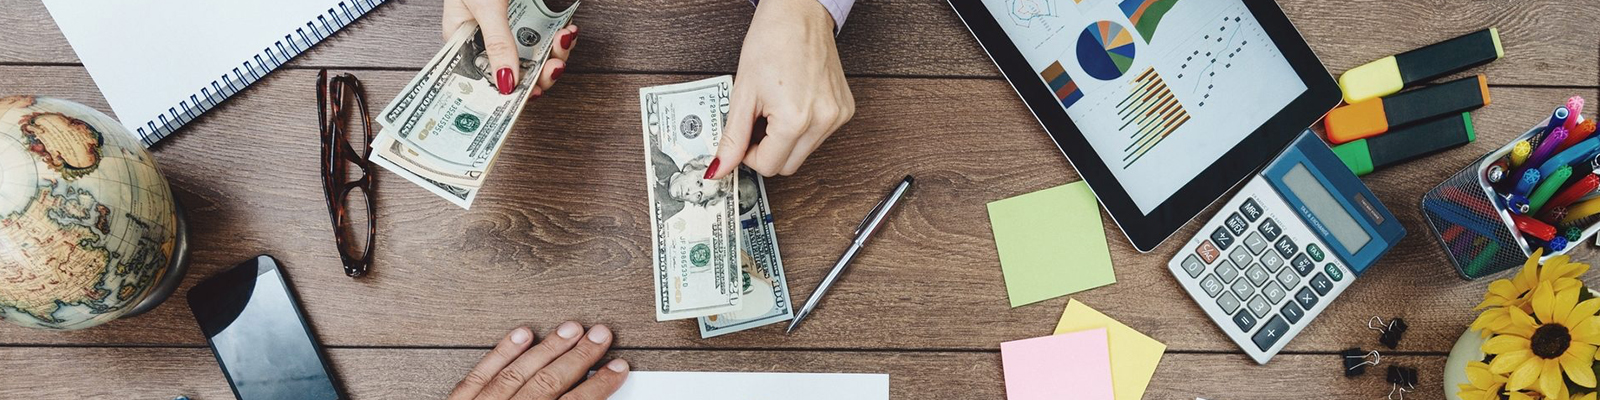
[1535,281,1558,323]
[1507,307,1540,338]
[1556,286,1582,324]
[1508,356,1542,390]
[1565,349,1599,388]
[1573,298,1600,324]
[1493,349,1534,375]
[1485,335,1533,354]
[1541,359,1564,396]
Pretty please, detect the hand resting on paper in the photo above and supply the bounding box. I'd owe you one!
[442,0,579,96]
[448,322,630,400]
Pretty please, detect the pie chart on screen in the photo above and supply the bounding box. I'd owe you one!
[1076,20,1136,80]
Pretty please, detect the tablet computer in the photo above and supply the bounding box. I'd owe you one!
[950,0,1341,252]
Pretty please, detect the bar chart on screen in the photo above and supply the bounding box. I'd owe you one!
[1117,67,1190,167]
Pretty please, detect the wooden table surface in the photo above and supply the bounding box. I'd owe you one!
[4,0,1599,398]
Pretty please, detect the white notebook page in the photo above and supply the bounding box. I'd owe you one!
[44,0,379,145]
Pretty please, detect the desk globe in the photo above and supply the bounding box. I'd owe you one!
[0,95,189,330]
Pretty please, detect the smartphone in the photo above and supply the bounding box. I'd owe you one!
[188,255,343,400]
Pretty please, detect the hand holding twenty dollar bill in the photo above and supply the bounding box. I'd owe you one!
[640,76,795,335]
[372,0,578,208]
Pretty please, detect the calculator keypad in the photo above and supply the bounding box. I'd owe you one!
[1166,185,1357,364]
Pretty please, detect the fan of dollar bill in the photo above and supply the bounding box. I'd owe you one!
[640,76,797,338]
[371,0,577,209]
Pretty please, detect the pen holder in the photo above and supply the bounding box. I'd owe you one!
[1421,117,1600,279]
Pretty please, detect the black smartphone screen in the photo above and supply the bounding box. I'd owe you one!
[188,255,341,400]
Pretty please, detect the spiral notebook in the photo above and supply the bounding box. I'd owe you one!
[43,0,389,147]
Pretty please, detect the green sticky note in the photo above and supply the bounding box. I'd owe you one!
[987,182,1115,308]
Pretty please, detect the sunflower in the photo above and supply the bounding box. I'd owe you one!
[1459,361,1507,400]
[1483,281,1600,396]
[1473,249,1590,337]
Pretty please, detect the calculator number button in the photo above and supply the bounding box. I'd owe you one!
[1228,246,1253,268]
[1274,235,1297,259]
[1232,308,1258,333]
[1252,315,1291,351]
[1246,295,1270,318]
[1231,278,1255,301]
[1262,282,1287,304]
[1244,263,1270,286]
[1195,240,1221,264]
[1199,274,1224,298]
[1211,227,1235,250]
[1260,251,1284,272]
[1259,218,1283,241]
[1276,268,1301,290]
[1294,287,1319,309]
[1217,291,1242,314]
[1324,263,1345,282]
[1179,255,1205,278]
[1225,213,1249,236]
[1310,273,1334,296]
[1215,260,1240,283]
[1281,302,1305,324]
[1242,232,1267,255]
[1240,198,1264,221]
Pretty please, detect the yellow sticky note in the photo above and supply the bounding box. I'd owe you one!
[1054,299,1165,400]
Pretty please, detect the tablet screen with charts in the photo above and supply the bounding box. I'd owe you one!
[951,0,1340,252]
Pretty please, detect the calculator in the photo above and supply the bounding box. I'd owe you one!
[1168,130,1406,364]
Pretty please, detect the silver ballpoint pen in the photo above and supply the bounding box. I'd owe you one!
[786,175,915,334]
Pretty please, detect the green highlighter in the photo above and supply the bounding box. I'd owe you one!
[1334,112,1476,176]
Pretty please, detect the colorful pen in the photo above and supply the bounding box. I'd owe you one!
[1514,169,1542,197]
[1537,136,1598,179]
[1501,193,1531,215]
[1565,120,1599,150]
[1541,174,1600,218]
[1510,140,1533,167]
[1547,107,1571,135]
[1561,196,1600,225]
[1485,157,1510,184]
[1324,75,1489,144]
[1565,96,1586,132]
[1530,166,1573,213]
[1513,214,1557,241]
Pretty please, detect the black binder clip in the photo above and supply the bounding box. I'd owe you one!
[1369,316,1408,349]
[1386,365,1418,399]
[1342,348,1381,377]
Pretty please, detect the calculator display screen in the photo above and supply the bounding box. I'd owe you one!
[1283,164,1370,252]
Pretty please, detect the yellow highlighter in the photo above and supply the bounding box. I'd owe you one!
[1340,28,1503,104]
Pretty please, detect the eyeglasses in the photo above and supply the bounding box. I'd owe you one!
[317,70,376,277]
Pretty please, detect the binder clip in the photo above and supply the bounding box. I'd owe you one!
[1369,316,1408,349]
[1386,365,1418,399]
[1342,348,1381,377]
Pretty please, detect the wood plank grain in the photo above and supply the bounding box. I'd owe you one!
[0,346,1447,399]
[2,0,1595,85]
[1,66,1590,356]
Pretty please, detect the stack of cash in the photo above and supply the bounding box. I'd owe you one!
[372,0,578,208]
[639,76,794,337]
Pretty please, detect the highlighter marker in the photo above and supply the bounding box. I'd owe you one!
[1510,140,1532,167]
[1333,112,1474,176]
[1565,96,1585,132]
[1528,166,1573,213]
[1338,28,1503,104]
[1513,214,1557,241]
[1325,75,1490,144]
[1561,196,1600,225]
[1513,169,1541,197]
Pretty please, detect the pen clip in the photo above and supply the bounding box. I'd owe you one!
[855,196,889,237]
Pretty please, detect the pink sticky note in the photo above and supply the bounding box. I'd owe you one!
[1000,328,1115,400]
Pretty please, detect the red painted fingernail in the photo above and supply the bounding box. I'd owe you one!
[496,68,514,95]
[551,66,564,81]
[704,158,721,179]
[561,30,577,50]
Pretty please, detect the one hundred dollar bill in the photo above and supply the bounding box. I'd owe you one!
[372,0,577,208]
[641,75,742,321]
[699,169,794,338]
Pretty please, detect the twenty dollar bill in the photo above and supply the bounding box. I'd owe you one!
[641,76,742,321]
[699,169,794,338]
[372,0,578,208]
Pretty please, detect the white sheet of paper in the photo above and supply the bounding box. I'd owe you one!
[609,371,889,400]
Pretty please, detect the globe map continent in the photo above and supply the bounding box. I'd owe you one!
[0,95,176,330]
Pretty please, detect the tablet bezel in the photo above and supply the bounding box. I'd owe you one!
[950,0,1342,252]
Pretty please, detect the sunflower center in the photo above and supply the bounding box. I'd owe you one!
[1531,324,1573,359]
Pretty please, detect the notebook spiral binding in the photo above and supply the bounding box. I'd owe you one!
[136,0,388,146]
